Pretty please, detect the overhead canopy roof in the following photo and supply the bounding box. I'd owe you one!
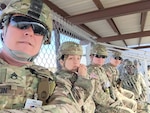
[44,0,150,50]
[1,0,150,50]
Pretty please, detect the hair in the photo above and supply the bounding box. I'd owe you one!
[60,54,69,61]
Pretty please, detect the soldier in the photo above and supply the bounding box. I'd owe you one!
[120,60,150,113]
[103,51,137,113]
[120,60,147,102]
[55,41,95,113]
[0,0,85,113]
[88,44,135,113]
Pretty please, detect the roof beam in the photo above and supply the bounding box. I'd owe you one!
[138,12,148,45]
[93,0,120,34]
[96,31,150,42]
[92,0,127,46]
[66,0,150,25]
[132,45,150,49]
[43,0,101,40]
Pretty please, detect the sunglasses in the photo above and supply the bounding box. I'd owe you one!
[9,16,48,37]
[94,54,107,59]
[114,57,122,60]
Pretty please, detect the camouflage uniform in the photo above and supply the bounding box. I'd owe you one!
[120,60,147,101]
[103,51,137,113]
[0,0,86,113]
[0,59,71,113]
[120,60,149,113]
[55,41,96,113]
[55,70,95,113]
[88,44,135,113]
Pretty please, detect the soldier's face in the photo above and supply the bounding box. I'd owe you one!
[2,15,44,56]
[125,65,135,75]
[92,55,106,66]
[111,57,122,67]
[63,55,81,72]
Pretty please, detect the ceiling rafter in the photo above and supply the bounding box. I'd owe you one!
[92,0,119,33]
[141,12,147,30]
[138,12,147,45]
[44,0,150,50]
[66,0,150,25]
[132,45,150,49]
[96,31,150,42]
[92,0,127,46]
[43,0,102,40]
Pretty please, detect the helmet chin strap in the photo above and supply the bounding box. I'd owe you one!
[3,43,38,62]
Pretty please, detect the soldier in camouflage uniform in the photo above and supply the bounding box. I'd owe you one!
[120,60,147,101]
[103,51,137,113]
[0,0,86,113]
[87,44,135,113]
[55,41,95,113]
[120,60,149,113]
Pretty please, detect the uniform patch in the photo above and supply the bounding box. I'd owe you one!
[90,72,98,79]
[0,85,12,95]
[0,85,24,95]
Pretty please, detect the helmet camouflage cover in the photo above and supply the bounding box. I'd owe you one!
[90,43,108,56]
[125,60,134,67]
[57,41,83,60]
[0,0,53,44]
[112,51,122,58]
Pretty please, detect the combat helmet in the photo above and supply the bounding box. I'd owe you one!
[0,0,53,62]
[125,60,134,67]
[90,43,108,56]
[0,0,53,44]
[112,51,122,58]
[57,41,83,60]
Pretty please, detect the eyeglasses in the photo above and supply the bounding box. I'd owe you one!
[114,57,122,60]
[9,16,48,37]
[94,54,107,59]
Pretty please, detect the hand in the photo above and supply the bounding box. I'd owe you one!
[78,64,87,77]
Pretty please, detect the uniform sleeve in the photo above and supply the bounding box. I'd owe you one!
[0,86,80,113]
[0,104,78,113]
[0,76,80,113]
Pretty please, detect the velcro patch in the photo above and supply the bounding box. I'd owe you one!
[0,85,24,95]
